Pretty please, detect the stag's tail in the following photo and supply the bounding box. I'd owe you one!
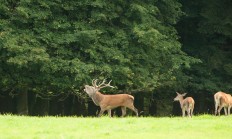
[214,92,222,115]
[128,95,134,100]
[214,94,220,106]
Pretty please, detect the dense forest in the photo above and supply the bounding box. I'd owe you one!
[0,0,231,116]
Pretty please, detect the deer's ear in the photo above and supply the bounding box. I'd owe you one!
[176,92,180,95]
[182,93,187,96]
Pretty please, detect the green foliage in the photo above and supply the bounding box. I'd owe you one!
[0,0,199,99]
[177,0,232,93]
[198,0,232,38]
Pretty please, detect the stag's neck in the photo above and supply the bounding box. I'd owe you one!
[91,92,104,106]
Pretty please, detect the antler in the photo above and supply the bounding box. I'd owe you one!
[92,79,115,90]
[97,79,115,90]
[97,79,107,88]
[92,79,98,87]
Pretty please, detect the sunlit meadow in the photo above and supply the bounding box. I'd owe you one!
[0,114,231,139]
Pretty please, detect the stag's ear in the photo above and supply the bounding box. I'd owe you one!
[182,93,187,96]
[176,92,180,95]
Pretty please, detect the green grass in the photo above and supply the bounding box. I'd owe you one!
[0,115,232,139]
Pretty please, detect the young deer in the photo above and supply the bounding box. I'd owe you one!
[214,91,232,116]
[174,92,195,117]
[84,79,138,117]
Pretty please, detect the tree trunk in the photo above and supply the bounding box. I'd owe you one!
[149,93,157,116]
[16,90,28,115]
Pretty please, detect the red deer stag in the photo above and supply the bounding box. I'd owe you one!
[84,79,138,117]
[174,92,195,117]
[214,91,232,116]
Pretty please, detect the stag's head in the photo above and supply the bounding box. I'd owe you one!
[174,92,187,101]
[84,85,98,97]
[84,79,115,97]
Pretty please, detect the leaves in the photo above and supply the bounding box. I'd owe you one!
[176,0,232,93]
[0,0,199,98]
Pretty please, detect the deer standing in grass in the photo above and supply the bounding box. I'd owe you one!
[214,91,232,116]
[84,79,138,117]
[174,92,195,117]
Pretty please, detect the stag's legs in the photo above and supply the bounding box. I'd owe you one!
[127,105,138,117]
[224,107,228,115]
[121,106,127,117]
[133,107,139,117]
[107,109,112,117]
[98,109,112,117]
[98,109,105,117]
[228,107,231,115]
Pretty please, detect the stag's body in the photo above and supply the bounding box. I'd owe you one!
[84,79,138,117]
[214,91,232,116]
[174,92,195,117]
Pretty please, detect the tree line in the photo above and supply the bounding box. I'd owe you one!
[0,0,231,116]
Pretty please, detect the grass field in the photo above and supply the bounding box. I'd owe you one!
[0,114,232,139]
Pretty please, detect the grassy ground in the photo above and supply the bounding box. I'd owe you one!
[0,115,232,139]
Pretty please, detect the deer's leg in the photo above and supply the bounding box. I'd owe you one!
[98,109,105,117]
[107,109,112,117]
[121,106,127,117]
[218,106,223,116]
[133,107,139,117]
[187,108,191,117]
[190,108,193,117]
[182,109,185,117]
[190,107,194,117]
[215,103,218,116]
[228,106,231,115]
[224,107,228,116]
[228,107,230,116]
[191,105,194,117]
[127,105,138,117]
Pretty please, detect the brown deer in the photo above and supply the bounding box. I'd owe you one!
[174,92,195,117]
[214,91,232,116]
[84,79,138,117]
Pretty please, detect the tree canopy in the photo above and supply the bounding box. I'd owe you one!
[0,0,198,96]
[177,0,232,93]
[0,0,231,116]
